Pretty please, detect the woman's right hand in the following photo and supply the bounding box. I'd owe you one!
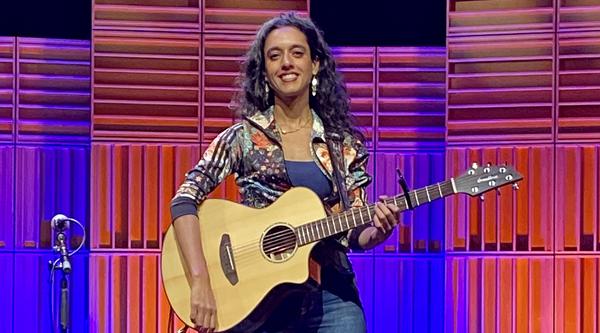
[190,277,217,332]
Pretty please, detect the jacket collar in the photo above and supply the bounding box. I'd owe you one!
[245,105,327,143]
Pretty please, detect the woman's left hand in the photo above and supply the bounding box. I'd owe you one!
[372,195,401,241]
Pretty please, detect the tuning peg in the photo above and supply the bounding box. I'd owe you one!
[471,162,479,169]
[512,183,520,190]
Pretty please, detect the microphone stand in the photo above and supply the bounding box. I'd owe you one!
[53,229,71,333]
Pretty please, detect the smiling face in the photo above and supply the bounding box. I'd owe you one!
[263,26,320,104]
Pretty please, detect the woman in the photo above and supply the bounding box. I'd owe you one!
[170,12,400,333]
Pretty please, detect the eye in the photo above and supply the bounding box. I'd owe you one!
[268,52,280,61]
[292,50,304,57]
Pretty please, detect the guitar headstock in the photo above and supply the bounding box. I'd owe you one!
[454,163,523,196]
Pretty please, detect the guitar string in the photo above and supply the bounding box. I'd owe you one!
[230,175,488,257]
[223,174,509,265]
[230,183,446,256]
[230,203,386,255]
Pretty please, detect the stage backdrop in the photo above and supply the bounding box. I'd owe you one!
[0,0,599,332]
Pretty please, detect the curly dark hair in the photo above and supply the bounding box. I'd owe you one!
[234,12,363,140]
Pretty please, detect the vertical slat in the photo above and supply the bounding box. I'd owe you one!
[128,145,143,248]
[482,259,496,333]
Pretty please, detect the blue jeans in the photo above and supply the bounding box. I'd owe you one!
[256,269,366,333]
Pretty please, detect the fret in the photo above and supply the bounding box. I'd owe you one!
[348,209,356,229]
[316,222,322,239]
[414,191,420,206]
[437,182,443,197]
[299,227,305,244]
[366,206,372,220]
[336,215,343,233]
[344,212,350,230]
[309,223,315,242]
[450,178,457,193]
[425,185,431,202]
[358,207,366,225]
[326,218,331,236]
[403,196,409,209]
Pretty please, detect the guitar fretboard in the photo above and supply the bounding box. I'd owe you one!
[295,179,456,246]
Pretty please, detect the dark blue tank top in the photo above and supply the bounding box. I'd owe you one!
[285,160,332,199]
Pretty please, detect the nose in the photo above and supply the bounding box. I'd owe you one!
[281,52,293,69]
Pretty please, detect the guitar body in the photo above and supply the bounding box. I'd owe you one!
[161,187,327,332]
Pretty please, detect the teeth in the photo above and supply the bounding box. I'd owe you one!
[281,74,297,81]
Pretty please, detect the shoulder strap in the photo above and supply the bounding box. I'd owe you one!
[326,133,351,210]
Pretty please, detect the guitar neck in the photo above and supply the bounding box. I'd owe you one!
[295,179,457,246]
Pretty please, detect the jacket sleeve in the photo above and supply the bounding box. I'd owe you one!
[170,124,242,221]
[344,137,373,252]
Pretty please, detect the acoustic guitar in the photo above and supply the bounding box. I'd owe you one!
[161,163,522,332]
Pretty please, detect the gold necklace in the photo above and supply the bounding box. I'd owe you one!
[278,116,312,135]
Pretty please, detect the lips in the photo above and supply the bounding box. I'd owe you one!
[278,72,299,82]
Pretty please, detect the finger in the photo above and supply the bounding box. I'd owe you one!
[378,195,389,201]
[374,203,390,232]
[190,305,198,326]
[387,203,400,214]
[209,312,216,332]
[202,309,211,332]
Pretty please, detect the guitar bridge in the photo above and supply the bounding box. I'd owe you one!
[219,234,238,285]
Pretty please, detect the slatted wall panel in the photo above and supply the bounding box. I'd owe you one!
[373,151,445,254]
[556,145,600,251]
[203,0,308,33]
[447,33,554,143]
[372,257,444,333]
[14,146,89,250]
[559,0,600,31]
[445,256,554,333]
[89,253,176,333]
[377,47,446,149]
[0,146,13,250]
[201,34,251,142]
[13,253,89,333]
[555,256,600,333]
[558,30,600,141]
[92,30,200,141]
[0,253,13,332]
[332,47,376,144]
[0,37,14,142]
[17,38,91,143]
[448,0,555,36]
[446,146,554,252]
[91,144,199,249]
[93,0,200,32]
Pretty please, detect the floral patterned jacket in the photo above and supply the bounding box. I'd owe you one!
[170,106,372,254]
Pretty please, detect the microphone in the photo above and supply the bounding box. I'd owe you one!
[51,214,70,231]
[52,214,72,274]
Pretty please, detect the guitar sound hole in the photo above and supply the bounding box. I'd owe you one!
[261,225,297,262]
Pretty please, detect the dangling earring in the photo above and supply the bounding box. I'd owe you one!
[265,82,270,94]
[311,76,318,97]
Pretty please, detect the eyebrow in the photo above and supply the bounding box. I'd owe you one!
[265,44,307,54]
